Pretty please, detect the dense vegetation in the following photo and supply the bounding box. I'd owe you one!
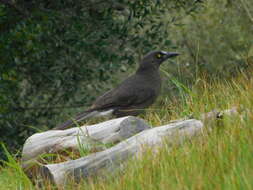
[1,64,253,190]
[0,0,202,157]
[0,0,253,189]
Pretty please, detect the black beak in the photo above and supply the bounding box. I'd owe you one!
[164,52,179,59]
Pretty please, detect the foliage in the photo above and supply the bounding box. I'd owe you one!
[0,143,33,189]
[165,0,253,81]
[0,0,253,187]
[0,65,253,190]
[0,0,201,157]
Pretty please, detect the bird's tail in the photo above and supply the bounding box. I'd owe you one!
[53,110,98,130]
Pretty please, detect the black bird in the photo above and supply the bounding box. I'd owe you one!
[54,51,179,130]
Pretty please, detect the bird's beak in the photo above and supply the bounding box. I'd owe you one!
[164,52,179,59]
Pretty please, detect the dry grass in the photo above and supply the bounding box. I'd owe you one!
[1,69,253,190]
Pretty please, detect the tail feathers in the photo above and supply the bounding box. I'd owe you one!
[53,110,97,130]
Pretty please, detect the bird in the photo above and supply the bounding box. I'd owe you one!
[54,50,179,130]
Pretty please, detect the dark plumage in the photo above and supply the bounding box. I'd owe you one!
[54,50,179,130]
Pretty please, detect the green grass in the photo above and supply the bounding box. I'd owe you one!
[1,71,253,190]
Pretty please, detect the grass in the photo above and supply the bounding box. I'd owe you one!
[0,70,253,190]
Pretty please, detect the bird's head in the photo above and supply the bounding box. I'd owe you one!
[138,50,179,72]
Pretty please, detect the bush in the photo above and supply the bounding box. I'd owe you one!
[0,0,201,158]
[167,0,253,80]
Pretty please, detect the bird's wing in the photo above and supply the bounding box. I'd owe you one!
[91,84,156,111]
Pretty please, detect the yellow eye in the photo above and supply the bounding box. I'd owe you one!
[156,53,162,59]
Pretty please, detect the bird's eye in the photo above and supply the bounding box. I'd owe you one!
[156,53,162,59]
